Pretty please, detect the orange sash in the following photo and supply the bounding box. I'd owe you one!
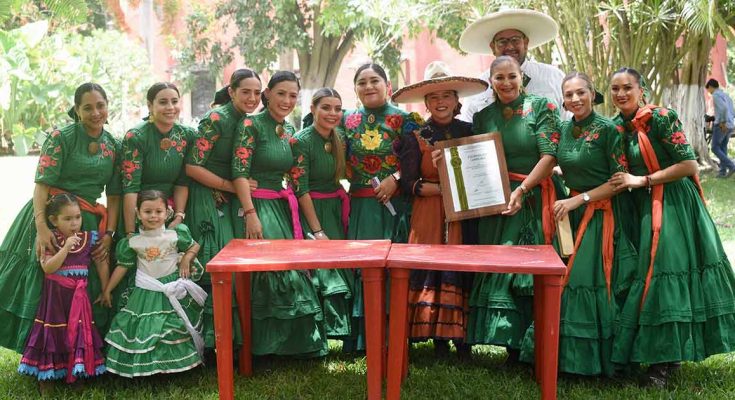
[48,188,108,234]
[507,172,556,245]
[631,105,704,307]
[563,191,615,301]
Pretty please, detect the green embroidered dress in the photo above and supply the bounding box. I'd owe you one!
[466,94,561,349]
[519,112,638,375]
[232,110,327,357]
[0,123,121,352]
[611,107,735,365]
[105,224,204,377]
[292,125,353,338]
[186,102,244,348]
[341,103,424,351]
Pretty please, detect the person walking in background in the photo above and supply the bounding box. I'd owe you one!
[706,78,735,178]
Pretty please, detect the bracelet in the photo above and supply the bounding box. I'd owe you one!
[244,208,257,216]
[645,175,652,193]
[174,212,186,220]
[518,183,528,194]
[221,178,227,190]
[412,178,422,196]
[104,230,114,237]
[312,229,324,234]
[391,171,401,183]
[34,210,45,218]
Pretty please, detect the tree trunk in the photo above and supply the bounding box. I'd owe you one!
[662,35,715,168]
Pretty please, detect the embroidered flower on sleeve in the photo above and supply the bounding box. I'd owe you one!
[210,112,221,122]
[549,132,560,144]
[547,102,557,111]
[669,131,687,145]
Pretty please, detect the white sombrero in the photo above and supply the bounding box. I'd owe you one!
[392,61,488,104]
[459,9,558,55]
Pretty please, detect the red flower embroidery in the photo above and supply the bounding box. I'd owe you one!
[616,153,629,169]
[547,102,556,111]
[385,115,403,131]
[211,134,220,142]
[243,118,253,127]
[196,138,212,152]
[125,131,135,140]
[51,130,61,138]
[362,155,382,174]
[211,112,221,122]
[383,133,389,139]
[385,155,398,166]
[290,166,305,179]
[121,160,137,174]
[235,147,251,165]
[670,131,687,145]
[550,132,560,144]
[615,125,624,133]
[39,155,52,167]
[289,137,298,146]
[349,155,359,166]
[658,108,669,117]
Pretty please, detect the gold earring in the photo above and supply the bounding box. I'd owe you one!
[637,99,645,108]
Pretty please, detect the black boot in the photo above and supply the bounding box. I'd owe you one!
[455,342,472,362]
[434,339,450,358]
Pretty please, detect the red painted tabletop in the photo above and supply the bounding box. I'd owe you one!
[386,244,567,275]
[206,239,392,272]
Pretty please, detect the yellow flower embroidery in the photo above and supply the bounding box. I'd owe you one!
[144,246,161,261]
[361,128,383,151]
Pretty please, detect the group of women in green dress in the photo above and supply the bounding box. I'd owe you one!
[0,55,733,390]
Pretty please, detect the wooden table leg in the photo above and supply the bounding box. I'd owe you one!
[536,274,563,400]
[235,272,252,376]
[212,271,234,400]
[362,267,385,400]
[387,268,410,400]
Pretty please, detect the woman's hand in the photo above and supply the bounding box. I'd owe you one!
[313,231,329,240]
[609,172,646,192]
[374,176,398,204]
[502,187,524,216]
[553,197,583,221]
[179,260,191,279]
[167,215,183,229]
[91,233,112,263]
[431,149,443,168]
[248,178,259,190]
[35,224,57,258]
[245,213,263,239]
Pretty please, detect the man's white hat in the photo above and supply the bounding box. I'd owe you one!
[392,61,488,104]
[459,9,558,55]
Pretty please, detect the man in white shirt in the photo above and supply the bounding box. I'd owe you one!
[458,9,567,122]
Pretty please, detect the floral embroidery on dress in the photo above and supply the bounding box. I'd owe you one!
[190,113,222,165]
[143,246,163,261]
[385,114,403,131]
[234,135,255,169]
[361,128,383,150]
[345,114,362,130]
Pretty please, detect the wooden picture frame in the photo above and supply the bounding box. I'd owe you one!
[435,132,511,222]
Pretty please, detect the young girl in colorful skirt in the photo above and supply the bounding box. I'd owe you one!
[18,194,107,389]
[102,190,207,377]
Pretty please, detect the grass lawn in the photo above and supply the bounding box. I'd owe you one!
[0,163,734,399]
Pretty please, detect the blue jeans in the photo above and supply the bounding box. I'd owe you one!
[712,124,735,174]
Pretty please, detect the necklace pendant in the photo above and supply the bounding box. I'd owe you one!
[367,114,376,124]
[87,141,100,155]
[572,126,582,138]
[324,141,333,153]
[502,107,514,121]
[275,124,285,138]
[160,137,173,151]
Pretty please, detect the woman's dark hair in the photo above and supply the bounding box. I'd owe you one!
[311,88,346,184]
[136,190,168,209]
[147,82,180,104]
[46,193,79,223]
[353,63,388,84]
[68,83,108,121]
[216,69,261,105]
[261,70,300,110]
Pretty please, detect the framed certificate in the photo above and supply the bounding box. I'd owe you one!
[435,132,511,222]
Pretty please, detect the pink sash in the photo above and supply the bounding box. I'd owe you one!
[310,188,350,236]
[45,274,95,383]
[252,188,303,239]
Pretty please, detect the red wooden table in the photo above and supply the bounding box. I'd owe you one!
[385,244,567,400]
[206,239,392,400]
